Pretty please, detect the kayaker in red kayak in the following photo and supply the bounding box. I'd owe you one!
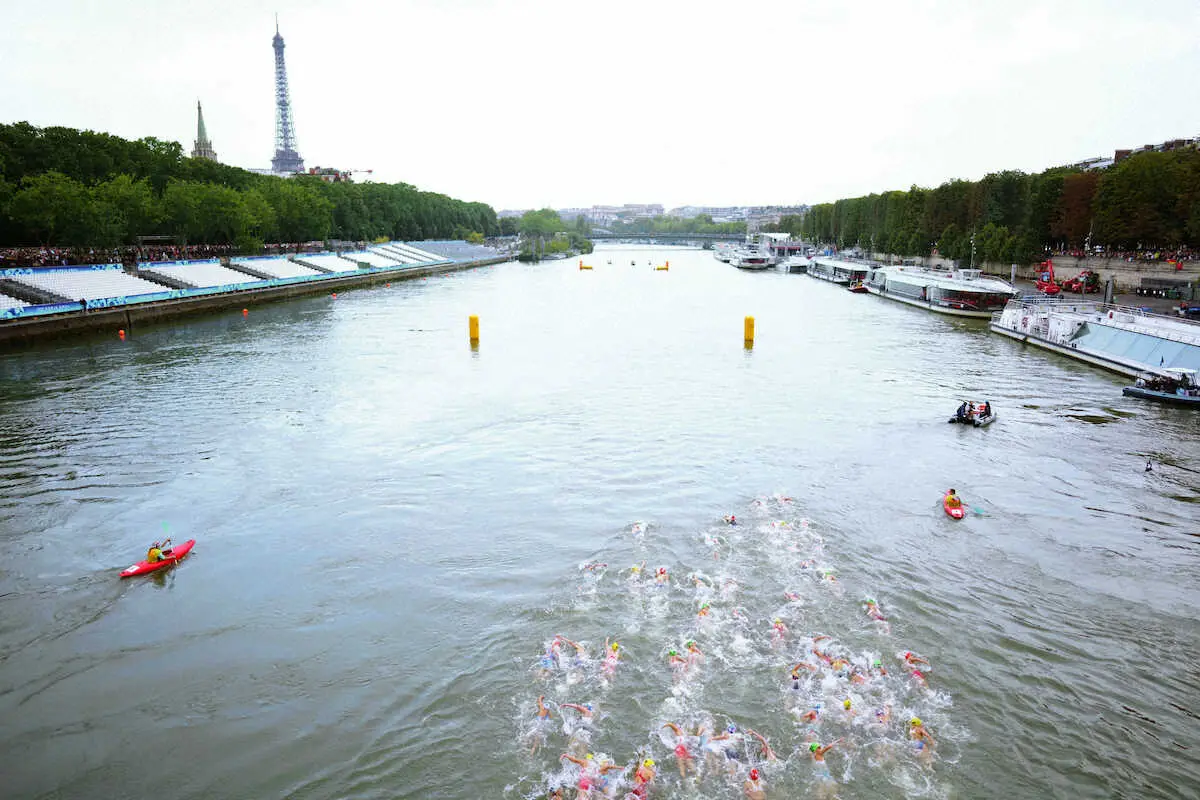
[944,490,963,511]
[146,539,172,562]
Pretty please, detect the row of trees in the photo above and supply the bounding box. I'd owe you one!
[512,209,594,259]
[0,122,498,250]
[780,149,1200,264]
[608,214,746,236]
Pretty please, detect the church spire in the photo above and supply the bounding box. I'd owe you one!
[191,100,218,162]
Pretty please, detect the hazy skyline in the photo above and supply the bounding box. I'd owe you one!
[2,0,1198,211]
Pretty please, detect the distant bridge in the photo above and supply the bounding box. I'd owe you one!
[588,232,745,242]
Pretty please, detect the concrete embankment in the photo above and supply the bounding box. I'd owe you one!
[0,256,507,350]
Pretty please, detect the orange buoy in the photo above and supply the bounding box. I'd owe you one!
[118,329,126,339]
[242,308,249,316]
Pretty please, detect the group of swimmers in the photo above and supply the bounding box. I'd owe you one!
[520,499,948,798]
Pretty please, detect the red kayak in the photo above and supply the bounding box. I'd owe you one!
[120,539,196,578]
[942,495,965,520]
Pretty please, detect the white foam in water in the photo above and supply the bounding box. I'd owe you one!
[511,497,965,798]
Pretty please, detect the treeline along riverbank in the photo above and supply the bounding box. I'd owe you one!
[0,122,499,251]
[776,148,1200,266]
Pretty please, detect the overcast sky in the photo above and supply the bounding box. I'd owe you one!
[2,0,1197,211]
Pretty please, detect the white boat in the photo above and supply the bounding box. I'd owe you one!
[808,256,868,285]
[731,250,773,270]
[864,266,1017,318]
[779,255,811,274]
[991,299,1200,377]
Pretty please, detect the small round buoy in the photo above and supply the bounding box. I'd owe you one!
[242,308,248,316]
[118,329,126,339]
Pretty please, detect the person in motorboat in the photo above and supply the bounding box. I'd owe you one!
[146,539,172,562]
[944,490,963,511]
[954,401,971,422]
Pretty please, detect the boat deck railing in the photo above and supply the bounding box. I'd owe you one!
[994,299,1200,347]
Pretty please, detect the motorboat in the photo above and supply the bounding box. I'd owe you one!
[865,266,1018,318]
[730,250,772,270]
[1122,368,1200,406]
[948,400,997,427]
[848,280,869,293]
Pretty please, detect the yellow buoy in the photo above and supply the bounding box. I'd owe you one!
[469,314,479,343]
[744,316,755,347]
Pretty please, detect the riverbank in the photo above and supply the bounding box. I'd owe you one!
[0,254,508,349]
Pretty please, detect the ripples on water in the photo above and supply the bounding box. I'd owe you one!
[0,248,1197,799]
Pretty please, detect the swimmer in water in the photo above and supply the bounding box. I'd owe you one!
[744,767,766,799]
[723,514,737,525]
[629,561,645,577]
[667,649,688,678]
[911,668,929,688]
[864,598,886,621]
[697,602,712,619]
[661,723,698,778]
[709,725,746,775]
[557,636,588,669]
[632,758,656,795]
[841,698,857,718]
[818,568,838,584]
[582,561,607,572]
[875,704,892,725]
[602,639,621,678]
[537,639,562,678]
[799,703,822,723]
[790,661,816,690]
[784,590,801,601]
[655,566,670,586]
[870,658,888,677]
[809,739,842,782]
[902,651,930,667]
[909,717,936,759]
[745,729,778,761]
[527,695,554,754]
[685,640,704,668]
[849,668,868,685]
[770,617,787,644]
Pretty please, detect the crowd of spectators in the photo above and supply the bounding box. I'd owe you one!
[1049,246,1197,263]
[0,241,340,269]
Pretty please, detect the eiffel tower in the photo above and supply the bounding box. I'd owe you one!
[270,17,304,174]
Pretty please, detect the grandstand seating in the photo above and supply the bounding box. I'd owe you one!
[230,256,324,279]
[11,267,170,300]
[293,253,361,273]
[392,242,445,262]
[374,246,422,265]
[344,251,404,268]
[0,292,29,311]
[414,240,503,262]
[141,261,264,289]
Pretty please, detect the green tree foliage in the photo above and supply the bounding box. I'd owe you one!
[608,215,745,236]
[0,122,498,248]
[803,149,1200,262]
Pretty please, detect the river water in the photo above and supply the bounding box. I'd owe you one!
[0,246,1197,800]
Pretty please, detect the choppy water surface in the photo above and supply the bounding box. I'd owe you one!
[0,247,1197,800]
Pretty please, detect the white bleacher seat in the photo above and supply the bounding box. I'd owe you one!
[142,262,263,289]
[294,253,360,272]
[230,257,323,279]
[12,268,170,300]
[347,251,403,268]
[0,292,30,311]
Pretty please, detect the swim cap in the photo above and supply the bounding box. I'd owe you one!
[586,753,594,760]
[644,758,654,767]
[773,617,782,624]
[686,640,696,648]
[809,742,819,752]
[611,642,619,651]
[584,703,593,711]
[668,649,678,656]
[910,717,922,726]
[873,659,882,667]
[727,724,736,733]
[749,768,760,780]
[865,598,875,604]
[843,699,852,709]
